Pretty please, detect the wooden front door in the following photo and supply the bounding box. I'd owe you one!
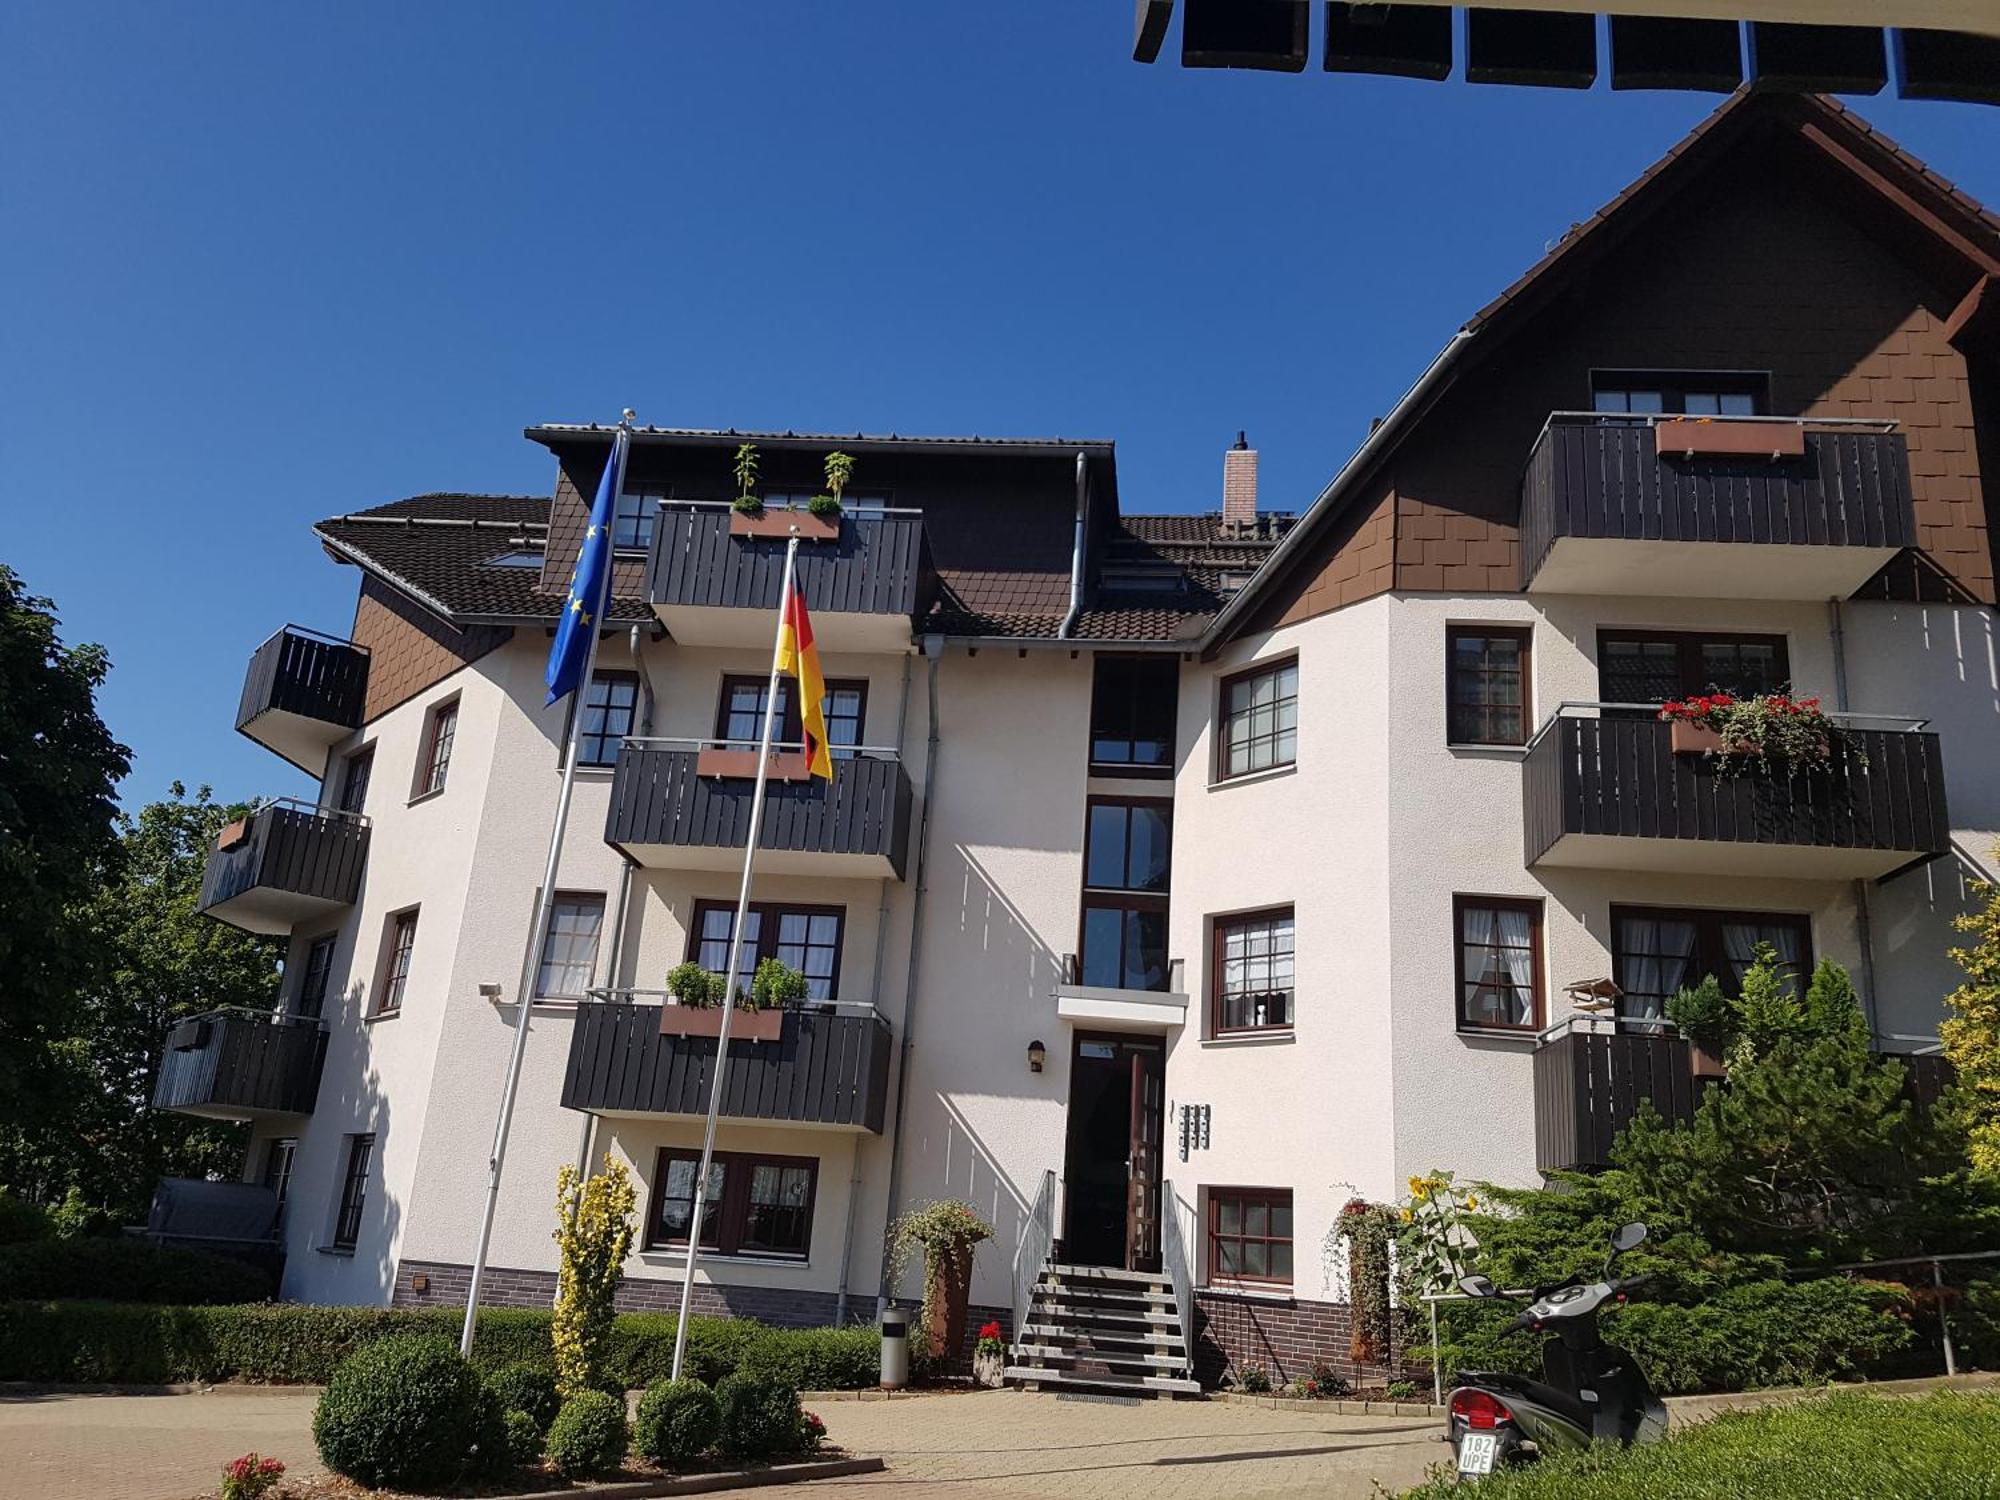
[1125,1051,1164,1272]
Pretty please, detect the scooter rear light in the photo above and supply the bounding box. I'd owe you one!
[1450,1389,1514,1431]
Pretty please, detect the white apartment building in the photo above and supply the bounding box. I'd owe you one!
[158,91,2000,1389]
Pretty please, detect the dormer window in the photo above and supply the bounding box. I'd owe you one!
[1101,565,1184,593]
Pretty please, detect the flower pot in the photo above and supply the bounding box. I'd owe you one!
[1654,418,1806,460]
[656,1005,786,1043]
[924,1243,976,1364]
[972,1349,1006,1388]
[1689,1042,1727,1080]
[729,508,840,541]
[1669,721,1724,755]
[696,748,813,781]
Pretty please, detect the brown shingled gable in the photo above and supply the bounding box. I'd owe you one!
[1223,90,2000,643]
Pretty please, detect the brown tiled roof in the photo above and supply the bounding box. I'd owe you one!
[313,493,651,624]
[313,490,1299,645]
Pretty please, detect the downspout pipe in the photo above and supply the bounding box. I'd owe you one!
[878,635,944,1313]
[1829,596,1882,1040]
[1058,452,1087,640]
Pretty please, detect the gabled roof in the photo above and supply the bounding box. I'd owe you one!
[1204,90,2000,651]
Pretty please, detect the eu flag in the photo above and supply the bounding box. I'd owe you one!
[545,427,629,705]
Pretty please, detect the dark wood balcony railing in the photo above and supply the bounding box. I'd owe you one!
[1519,414,1915,597]
[561,995,893,1133]
[236,626,369,773]
[1535,1021,1955,1173]
[604,741,914,879]
[154,1009,328,1121]
[1523,709,1948,879]
[648,504,934,620]
[198,799,371,936]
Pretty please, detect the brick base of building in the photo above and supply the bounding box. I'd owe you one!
[393,1259,1012,1374]
[1192,1289,1417,1389]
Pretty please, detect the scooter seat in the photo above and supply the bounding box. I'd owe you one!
[1454,1369,1593,1433]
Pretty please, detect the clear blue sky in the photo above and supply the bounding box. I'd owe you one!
[5,3,1996,807]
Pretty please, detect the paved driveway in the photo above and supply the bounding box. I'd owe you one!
[0,1386,1445,1500]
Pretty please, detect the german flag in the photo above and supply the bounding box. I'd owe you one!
[777,582,833,780]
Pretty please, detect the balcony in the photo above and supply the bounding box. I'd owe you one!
[1534,1019,1957,1173]
[1054,954,1190,1033]
[236,626,370,773]
[604,740,914,880]
[198,799,371,935]
[1523,707,1948,880]
[647,503,934,654]
[153,1009,328,1122]
[1519,414,1915,598]
[561,995,893,1133]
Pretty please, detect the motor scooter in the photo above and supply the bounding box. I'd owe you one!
[1445,1221,1668,1480]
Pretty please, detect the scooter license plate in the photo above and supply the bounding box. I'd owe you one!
[1457,1432,1499,1476]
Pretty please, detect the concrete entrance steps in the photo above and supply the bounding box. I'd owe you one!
[1007,1261,1199,1397]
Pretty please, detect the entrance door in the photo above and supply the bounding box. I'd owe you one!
[1060,1035,1164,1269]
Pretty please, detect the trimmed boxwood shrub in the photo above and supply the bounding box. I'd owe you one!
[502,1407,544,1465]
[0,1238,271,1304]
[0,1300,881,1391]
[312,1335,491,1489]
[635,1377,721,1469]
[545,1389,629,1477]
[484,1362,561,1435]
[715,1369,802,1461]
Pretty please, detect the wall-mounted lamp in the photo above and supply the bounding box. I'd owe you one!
[479,982,503,1003]
[1027,1039,1047,1074]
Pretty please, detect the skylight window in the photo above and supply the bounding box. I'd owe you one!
[481,549,545,569]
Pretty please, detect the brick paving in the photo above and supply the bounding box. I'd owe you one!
[0,1385,1444,1500]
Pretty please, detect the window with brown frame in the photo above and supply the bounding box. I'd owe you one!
[413,698,458,798]
[337,744,374,816]
[714,675,868,757]
[573,672,640,768]
[689,901,843,1002]
[1090,656,1178,776]
[1454,895,1543,1033]
[1590,370,1768,416]
[1597,631,1790,714]
[1212,908,1294,1033]
[536,893,606,999]
[646,1148,818,1258]
[1079,797,1172,991]
[332,1132,374,1250]
[1447,626,1532,746]
[1610,904,1813,1029]
[1216,658,1298,780]
[1207,1187,1292,1284]
[375,908,419,1016]
[296,934,337,1019]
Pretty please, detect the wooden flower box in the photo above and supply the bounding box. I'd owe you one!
[1653,419,1807,460]
[657,1005,786,1043]
[215,817,252,850]
[728,508,841,542]
[696,748,813,781]
[1669,721,1724,755]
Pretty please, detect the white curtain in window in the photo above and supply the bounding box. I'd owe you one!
[1723,920,1802,991]
[1463,905,1535,1026]
[1616,915,1698,1029]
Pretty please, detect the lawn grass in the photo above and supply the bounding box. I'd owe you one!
[1400,1389,2000,1499]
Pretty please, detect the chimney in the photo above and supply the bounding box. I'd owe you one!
[1223,431,1258,534]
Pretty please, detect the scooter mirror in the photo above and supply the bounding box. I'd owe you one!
[1458,1274,1496,1297]
[1612,1222,1648,1252]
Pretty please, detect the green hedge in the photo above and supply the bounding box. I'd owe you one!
[0,1301,879,1389]
[0,1238,273,1305]
[1401,1389,2000,1499]
[1432,1277,1917,1396]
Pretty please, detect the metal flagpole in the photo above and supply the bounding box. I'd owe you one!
[460,417,632,1359]
[670,529,801,1382]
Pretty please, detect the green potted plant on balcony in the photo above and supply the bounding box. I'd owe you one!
[656,958,786,1043]
[1658,691,1855,777]
[803,450,855,535]
[1665,973,1731,1079]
